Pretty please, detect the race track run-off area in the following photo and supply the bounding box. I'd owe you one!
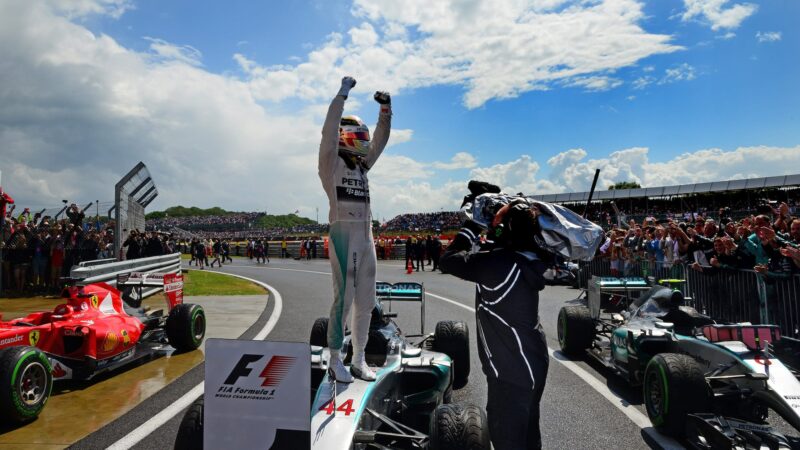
[67,257,683,450]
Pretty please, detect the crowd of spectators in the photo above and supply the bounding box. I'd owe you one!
[0,200,182,296]
[183,238,234,270]
[1,204,116,296]
[121,229,175,261]
[596,202,800,280]
[153,221,329,241]
[383,211,462,232]
[146,212,263,231]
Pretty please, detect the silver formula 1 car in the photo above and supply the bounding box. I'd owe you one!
[176,282,489,450]
[558,284,800,449]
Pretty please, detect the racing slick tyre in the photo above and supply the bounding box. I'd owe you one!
[433,320,470,390]
[430,403,490,450]
[167,303,206,352]
[0,346,53,424]
[310,317,329,347]
[644,353,711,437]
[557,306,594,356]
[175,397,204,450]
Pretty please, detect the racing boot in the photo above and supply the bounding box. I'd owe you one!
[350,353,376,381]
[328,351,353,383]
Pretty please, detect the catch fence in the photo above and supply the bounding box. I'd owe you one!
[580,258,800,339]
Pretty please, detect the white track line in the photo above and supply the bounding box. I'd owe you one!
[426,290,683,450]
[107,272,283,450]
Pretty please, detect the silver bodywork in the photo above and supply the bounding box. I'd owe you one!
[309,337,453,449]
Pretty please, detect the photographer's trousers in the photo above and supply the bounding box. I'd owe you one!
[327,221,377,353]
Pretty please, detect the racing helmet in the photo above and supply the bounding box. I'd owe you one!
[338,115,370,157]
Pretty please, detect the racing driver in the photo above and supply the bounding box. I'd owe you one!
[319,76,391,382]
[441,192,549,450]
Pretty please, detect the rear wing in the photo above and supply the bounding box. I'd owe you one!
[376,281,425,334]
[117,271,184,310]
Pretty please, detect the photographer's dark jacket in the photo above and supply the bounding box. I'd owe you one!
[440,223,548,390]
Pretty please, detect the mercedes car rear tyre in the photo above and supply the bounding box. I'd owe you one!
[644,353,710,437]
[167,303,206,352]
[175,397,204,450]
[433,321,470,389]
[430,403,489,450]
[0,346,53,424]
[310,317,329,348]
[557,306,594,356]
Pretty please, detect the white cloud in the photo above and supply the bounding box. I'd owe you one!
[432,152,478,170]
[1,0,792,222]
[144,37,203,66]
[566,76,624,92]
[681,0,757,31]
[385,128,413,147]
[756,31,782,43]
[632,76,654,90]
[660,63,697,84]
[540,145,800,193]
[236,0,681,108]
[717,32,736,40]
[47,0,133,19]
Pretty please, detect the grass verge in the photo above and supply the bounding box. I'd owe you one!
[183,270,266,296]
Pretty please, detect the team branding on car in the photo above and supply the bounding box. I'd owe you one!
[102,332,119,352]
[0,334,23,347]
[29,330,40,346]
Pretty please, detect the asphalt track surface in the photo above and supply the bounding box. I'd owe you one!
[69,257,682,450]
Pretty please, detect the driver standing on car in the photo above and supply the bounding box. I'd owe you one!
[319,76,391,382]
[441,190,550,450]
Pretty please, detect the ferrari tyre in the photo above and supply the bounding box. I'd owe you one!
[557,306,594,356]
[167,303,206,352]
[310,317,329,347]
[644,353,710,437]
[175,397,204,450]
[0,346,53,424]
[433,321,470,389]
[430,403,489,450]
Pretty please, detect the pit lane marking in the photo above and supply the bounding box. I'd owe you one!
[107,273,283,450]
[426,291,683,450]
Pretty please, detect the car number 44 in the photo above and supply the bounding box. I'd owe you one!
[319,399,356,416]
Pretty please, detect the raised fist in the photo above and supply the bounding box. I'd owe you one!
[374,91,391,105]
[338,76,357,98]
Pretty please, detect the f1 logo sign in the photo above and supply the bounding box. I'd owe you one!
[223,354,296,387]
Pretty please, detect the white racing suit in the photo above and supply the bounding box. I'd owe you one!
[319,95,391,355]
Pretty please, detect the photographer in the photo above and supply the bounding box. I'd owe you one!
[441,197,549,450]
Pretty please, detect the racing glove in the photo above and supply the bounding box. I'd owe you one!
[338,76,357,99]
[374,91,391,105]
[449,220,483,254]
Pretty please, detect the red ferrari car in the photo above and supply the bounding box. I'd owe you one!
[0,275,205,424]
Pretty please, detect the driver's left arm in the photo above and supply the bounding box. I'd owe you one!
[364,104,391,169]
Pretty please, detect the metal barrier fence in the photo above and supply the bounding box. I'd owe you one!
[70,253,181,299]
[582,257,800,338]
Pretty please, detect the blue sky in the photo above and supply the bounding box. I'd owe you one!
[0,0,798,219]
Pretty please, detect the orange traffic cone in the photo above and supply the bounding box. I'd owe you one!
[406,258,413,274]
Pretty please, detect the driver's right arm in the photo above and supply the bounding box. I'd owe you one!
[318,95,345,183]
